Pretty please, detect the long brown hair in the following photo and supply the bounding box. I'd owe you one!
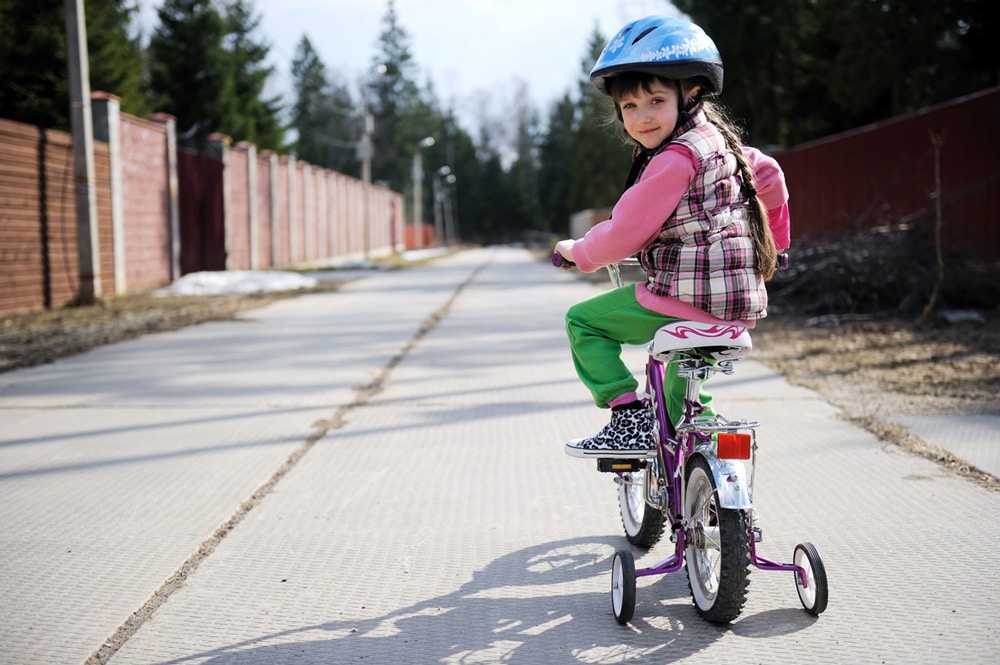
[703,102,778,281]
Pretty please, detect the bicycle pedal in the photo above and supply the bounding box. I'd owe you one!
[596,459,646,473]
[753,526,764,543]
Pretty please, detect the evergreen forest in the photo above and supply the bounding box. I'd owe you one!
[1,0,996,244]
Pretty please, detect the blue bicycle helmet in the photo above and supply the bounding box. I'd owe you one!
[590,15,724,96]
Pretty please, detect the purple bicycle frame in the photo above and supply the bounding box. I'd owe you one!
[631,353,811,588]
[633,355,686,577]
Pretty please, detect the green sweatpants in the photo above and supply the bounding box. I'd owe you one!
[565,283,714,426]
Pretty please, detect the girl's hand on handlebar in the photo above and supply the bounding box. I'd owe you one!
[553,239,576,269]
[552,252,575,269]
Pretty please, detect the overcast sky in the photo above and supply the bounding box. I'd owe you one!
[138,0,682,120]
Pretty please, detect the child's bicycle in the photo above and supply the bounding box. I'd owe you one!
[554,253,828,625]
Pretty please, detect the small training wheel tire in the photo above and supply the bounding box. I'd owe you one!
[611,549,636,624]
[793,542,829,616]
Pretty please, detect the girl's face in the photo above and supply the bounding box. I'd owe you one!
[617,80,680,150]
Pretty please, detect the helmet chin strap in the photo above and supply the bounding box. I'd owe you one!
[675,80,704,125]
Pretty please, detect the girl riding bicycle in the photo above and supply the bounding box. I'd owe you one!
[555,15,791,458]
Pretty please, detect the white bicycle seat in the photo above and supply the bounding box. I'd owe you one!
[648,321,752,362]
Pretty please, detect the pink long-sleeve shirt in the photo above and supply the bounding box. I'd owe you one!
[571,146,790,327]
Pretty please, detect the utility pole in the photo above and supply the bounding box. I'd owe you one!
[65,0,101,302]
[357,112,374,260]
[412,137,435,248]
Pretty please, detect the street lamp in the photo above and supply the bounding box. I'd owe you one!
[442,171,458,246]
[357,64,386,260]
[412,136,435,247]
[433,166,458,247]
[356,112,374,259]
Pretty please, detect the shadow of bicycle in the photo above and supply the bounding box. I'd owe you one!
[154,536,815,664]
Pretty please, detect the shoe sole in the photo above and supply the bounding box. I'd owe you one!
[564,445,656,459]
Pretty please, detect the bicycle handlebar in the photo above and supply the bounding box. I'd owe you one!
[551,252,574,269]
[555,252,788,272]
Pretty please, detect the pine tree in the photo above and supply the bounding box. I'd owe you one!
[368,0,423,191]
[147,0,237,148]
[537,27,632,232]
[88,0,148,117]
[537,93,578,234]
[0,0,145,129]
[325,79,361,176]
[0,1,65,128]
[673,0,999,146]
[222,0,284,151]
[290,36,333,166]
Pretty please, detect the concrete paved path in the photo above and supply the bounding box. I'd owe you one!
[1,246,998,664]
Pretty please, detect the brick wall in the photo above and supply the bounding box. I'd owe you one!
[2,104,406,317]
[0,118,114,314]
[119,114,172,291]
[772,87,1000,260]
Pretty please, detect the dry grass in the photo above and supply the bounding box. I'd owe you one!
[751,314,1000,490]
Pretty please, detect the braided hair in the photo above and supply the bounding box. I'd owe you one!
[702,102,778,281]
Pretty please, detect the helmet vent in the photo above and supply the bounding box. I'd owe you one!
[590,16,725,96]
[632,26,657,44]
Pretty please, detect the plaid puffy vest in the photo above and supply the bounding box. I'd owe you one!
[637,112,768,321]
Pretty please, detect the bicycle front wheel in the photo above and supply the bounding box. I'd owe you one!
[618,466,666,548]
[684,455,751,624]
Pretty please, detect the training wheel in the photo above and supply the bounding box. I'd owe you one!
[793,542,829,615]
[611,550,636,624]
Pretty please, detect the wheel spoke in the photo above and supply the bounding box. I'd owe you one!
[618,467,666,548]
[685,457,751,624]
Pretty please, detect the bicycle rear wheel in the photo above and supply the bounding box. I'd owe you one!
[684,455,751,624]
[618,465,666,548]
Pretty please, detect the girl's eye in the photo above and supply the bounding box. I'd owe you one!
[621,102,636,110]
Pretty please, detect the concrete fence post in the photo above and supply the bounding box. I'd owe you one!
[240,142,259,270]
[208,134,231,270]
[151,113,180,281]
[286,156,297,264]
[266,152,279,268]
[91,92,125,294]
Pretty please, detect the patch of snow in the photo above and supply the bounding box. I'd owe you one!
[154,249,451,296]
[155,271,318,297]
[401,248,450,261]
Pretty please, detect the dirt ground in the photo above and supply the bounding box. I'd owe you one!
[0,290,315,374]
[750,313,1000,491]
[2,246,998,490]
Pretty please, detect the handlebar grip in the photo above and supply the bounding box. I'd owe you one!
[552,252,575,268]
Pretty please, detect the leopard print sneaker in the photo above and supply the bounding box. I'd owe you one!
[565,407,657,458]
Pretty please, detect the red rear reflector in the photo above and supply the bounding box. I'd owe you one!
[717,433,752,459]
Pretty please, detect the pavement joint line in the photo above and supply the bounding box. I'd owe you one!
[844,412,1000,491]
[82,258,491,665]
